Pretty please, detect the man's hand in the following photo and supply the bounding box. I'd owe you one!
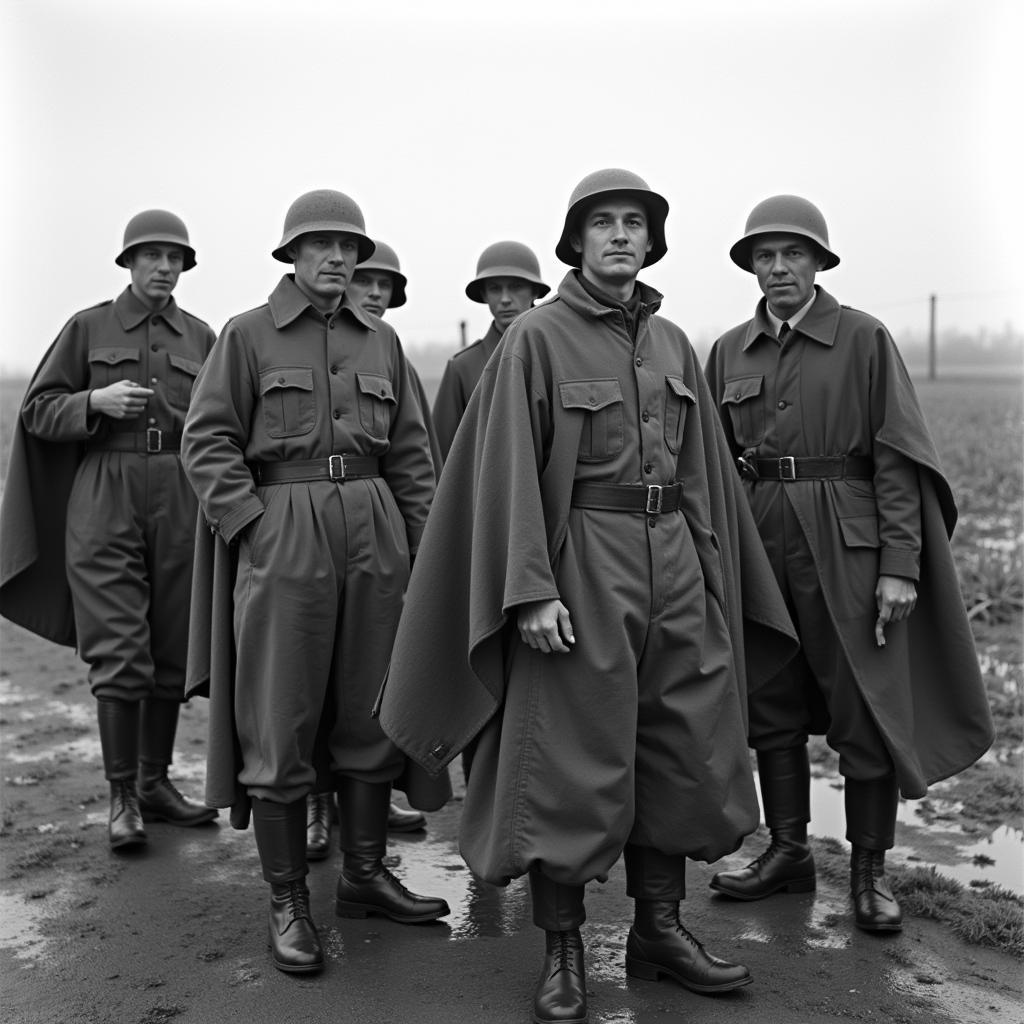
[517,598,575,654]
[88,380,154,419]
[874,574,917,647]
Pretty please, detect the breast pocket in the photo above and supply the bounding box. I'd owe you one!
[259,366,316,438]
[166,353,203,410]
[558,378,624,462]
[88,346,140,388]
[664,375,696,454]
[721,374,766,448]
[355,372,396,440]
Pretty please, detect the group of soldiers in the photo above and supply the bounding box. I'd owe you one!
[0,170,993,1024]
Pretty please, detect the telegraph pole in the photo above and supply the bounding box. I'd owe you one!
[928,293,937,380]
[459,319,467,348]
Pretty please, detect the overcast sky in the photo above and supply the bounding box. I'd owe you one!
[1,0,1020,374]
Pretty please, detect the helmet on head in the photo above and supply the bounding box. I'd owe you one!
[272,189,375,264]
[555,168,669,269]
[465,241,550,303]
[355,240,408,308]
[729,195,839,272]
[115,210,196,270]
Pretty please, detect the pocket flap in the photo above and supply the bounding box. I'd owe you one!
[722,375,763,406]
[558,378,623,412]
[167,353,202,377]
[89,346,140,366]
[260,366,314,395]
[356,372,396,403]
[838,514,880,549]
[666,375,696,403]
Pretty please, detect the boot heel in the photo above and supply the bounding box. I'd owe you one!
[625,957,662,981]
[335,899,369,919]
[783,876,816,894]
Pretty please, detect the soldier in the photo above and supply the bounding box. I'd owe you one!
[379,170,797,1023]
[303,239,433,859]
[704,195,994,932]
[181,190,449,977]
[0,210,218,850]
[432,240,550,459]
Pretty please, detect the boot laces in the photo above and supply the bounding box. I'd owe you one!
[282,883,312,923]
[308,796,331,829]
[548,931,583,976]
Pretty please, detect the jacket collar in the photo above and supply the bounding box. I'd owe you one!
[556,270,663,321]
[114,287,185,334]
[742,285,841,351]
[268,274,378,331]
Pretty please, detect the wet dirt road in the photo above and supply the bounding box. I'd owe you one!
[2,620,1021,1024]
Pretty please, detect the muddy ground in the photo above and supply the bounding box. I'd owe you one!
[1,618,1022,1024]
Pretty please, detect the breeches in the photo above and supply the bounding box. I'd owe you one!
[65,453,196,702]
[232,480,409,803]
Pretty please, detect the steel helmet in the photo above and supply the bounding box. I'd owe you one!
[272,189,375,264]
[555,168,669,269]
[729,195,840,272]
[115,210,196,270]
[354,240,408,308]
[465,241,550,303]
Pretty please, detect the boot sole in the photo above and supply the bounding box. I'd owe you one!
[139,808,218,826]
[626,956,752,993]
[335,899,448,923]
[268,946,324,974]
[305,846,330,862]
[387,821,427,833]
[109,833,147,850]
[532,1012,587,1024]
[855,920,903,933]
[709,876,815,901]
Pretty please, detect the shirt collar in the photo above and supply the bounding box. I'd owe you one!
[742,286,840,351]
[114,287,185,334]
[766,291,817,335]
[558,270,663,320]
[268,274,378,331]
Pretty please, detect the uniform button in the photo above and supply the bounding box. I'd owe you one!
[330,365,338,374]
[589,397,596,406]
[778,400,788,409]
[648,517,657,527]
[151,344,158,352]
[734,391,741,400]
[333,410,341,419]
[644,462,653,473]
[642,411,650,422]
[148,417,157,425]
[151,317,159,325]
[635,357,643,367]
[151,377,158,385]
[277,376,285,385]
[328,321,335,329]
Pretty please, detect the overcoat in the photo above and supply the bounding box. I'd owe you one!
[705,287,993,797]
[381,272,798,885]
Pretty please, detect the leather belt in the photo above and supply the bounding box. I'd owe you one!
[88,428,181,453]
[251,455,381,484]
[744,455,874,481]
[571,481,683,514]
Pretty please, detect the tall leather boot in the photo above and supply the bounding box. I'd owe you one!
[625,845,751,993]
[137,698,218,826]
[306,793,333,861]
[846,776,902,932]
[252,796,323,973]
[529,866,587,1024]
[97,698,146,850]
[334,777,449,923]
[710,746,815,900]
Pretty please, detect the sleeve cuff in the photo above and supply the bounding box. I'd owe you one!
[218,499,265,544]
[879,546,920,581]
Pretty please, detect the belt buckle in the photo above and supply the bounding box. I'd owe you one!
[328,454,345,481]
[146,427,162,453]
[645,484,663,514]
[779,456,796,481]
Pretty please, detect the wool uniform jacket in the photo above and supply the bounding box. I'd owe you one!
[705,287,993,797]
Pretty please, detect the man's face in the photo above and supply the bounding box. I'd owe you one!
[571,200,652,292]
[750,233,825,319]
[127,243,184,309]
[346,270,395,318]
[483,277,537,334]
[289,232,361,312]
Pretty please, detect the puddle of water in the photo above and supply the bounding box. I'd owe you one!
[0,890,48,962]
[806,774,1024,896]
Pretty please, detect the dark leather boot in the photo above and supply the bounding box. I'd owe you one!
[97,698,146,850]
[252,797,323,973]
[533,929,587,1024]
[387,800,426,833]
[306,793,333,861]
[334,777,449,923]
[846,776,902,932]
[137,698,218,826]
[710,746,815,900]
[626,900,751,993]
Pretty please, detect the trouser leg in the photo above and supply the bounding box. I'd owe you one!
[96,697,146,850]
[846,776,902,933]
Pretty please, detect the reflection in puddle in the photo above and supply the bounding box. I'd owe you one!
[805,773,1023,896]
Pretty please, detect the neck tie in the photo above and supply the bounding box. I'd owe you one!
[779,321,791,342]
